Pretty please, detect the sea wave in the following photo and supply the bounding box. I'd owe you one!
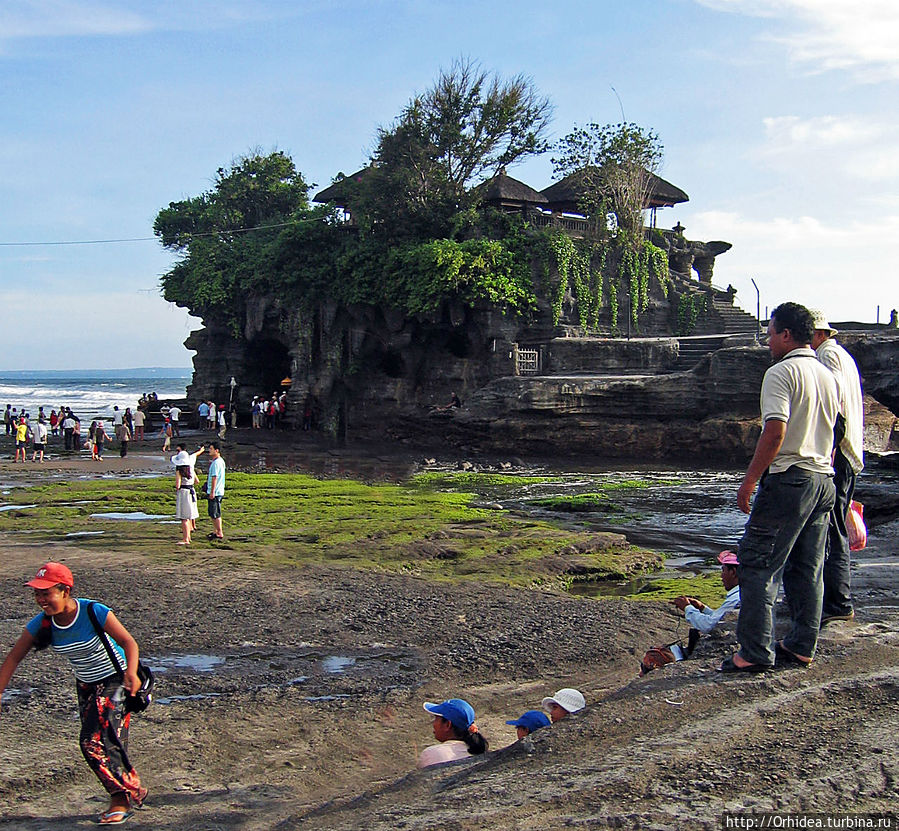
[0,376,190,419]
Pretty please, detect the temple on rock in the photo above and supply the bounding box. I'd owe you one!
[181,163,899,458]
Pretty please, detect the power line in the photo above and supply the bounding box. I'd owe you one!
[0,220,305,247]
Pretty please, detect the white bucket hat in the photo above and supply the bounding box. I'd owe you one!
[542,687,586,714]
[171,450,191,466]
[808,309,838,335]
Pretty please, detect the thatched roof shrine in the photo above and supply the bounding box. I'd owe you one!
[313,168,370,207]
[478,168,548,209]
[540,168,689,214]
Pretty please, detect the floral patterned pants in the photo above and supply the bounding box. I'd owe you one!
[76,676,144,801]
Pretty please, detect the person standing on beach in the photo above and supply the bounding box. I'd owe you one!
[31,417,49,463]
[197,400,209,430]
[809,311,864,625]
[112,406,124,442]
[168,404,181,437]
[94,420,113,461]
[172,452,199,545]
[14,416,29,462]
[160,419,173,451]
[723,302,839,673]
[119,419,132,458]
[204,441,226,540]
[217,404,227,439]
[132,406,145,441]
[4,404,11,435]
[0,562,149,824]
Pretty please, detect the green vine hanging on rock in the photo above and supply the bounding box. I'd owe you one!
[676,292,707,335]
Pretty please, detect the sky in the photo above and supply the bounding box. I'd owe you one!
[1,0,897,370]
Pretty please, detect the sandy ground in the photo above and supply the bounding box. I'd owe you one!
[0,441,897,830]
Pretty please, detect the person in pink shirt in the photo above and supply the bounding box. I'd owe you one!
[418,698,488,768]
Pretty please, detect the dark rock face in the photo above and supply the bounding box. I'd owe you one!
[841,334,899,414]
[183,294,899,462]
[452,346,770,461]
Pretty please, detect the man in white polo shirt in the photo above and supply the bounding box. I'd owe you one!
[810,310,864,625]
[721,302,839,673]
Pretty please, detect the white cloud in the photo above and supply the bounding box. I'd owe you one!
[695,0,899,82]
[754,115,899,184]
[0,1,296,41]
[685,210,899,322]
[762,115,882,150]
[0,1,151,38]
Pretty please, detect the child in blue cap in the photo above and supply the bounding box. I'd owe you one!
[506,709,551,740]
[419,698,489,768]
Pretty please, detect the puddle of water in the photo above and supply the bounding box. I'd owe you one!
[90,511,172,521]
[147,654,226,673]
[2,687,31,701]
[155,693,222,705]
[321,655,356,674]
[65,530,106,538]
[0,504,37,512]
[304,694,352,702]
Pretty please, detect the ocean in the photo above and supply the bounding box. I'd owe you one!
[0,368,192,421]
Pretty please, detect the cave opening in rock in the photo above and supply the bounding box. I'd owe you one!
[243,338,292,397]
[445,330,471,359]
[379,350,406,378]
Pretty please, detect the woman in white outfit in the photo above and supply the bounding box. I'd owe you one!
[172,451,200,545]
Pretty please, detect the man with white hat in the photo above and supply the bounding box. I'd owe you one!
[542,688,586,722]
[809,310,864,624]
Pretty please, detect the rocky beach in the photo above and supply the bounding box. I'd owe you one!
[0,431,897,830]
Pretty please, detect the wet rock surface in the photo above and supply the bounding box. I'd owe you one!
[1,535,897,830]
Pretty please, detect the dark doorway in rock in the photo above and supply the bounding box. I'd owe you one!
[445,330,471,359]
[244,338,291,398]
[380,350,406,378]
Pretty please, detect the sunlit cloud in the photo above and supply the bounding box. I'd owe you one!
[0,0,298,40]
[695,0,899,82]
[754,115,899,183]
[762,115,882,150]
[0,1,151,38]
[685,209,899,321]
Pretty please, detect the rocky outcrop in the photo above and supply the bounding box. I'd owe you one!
[841,333,899,414]
[447,346,770,460]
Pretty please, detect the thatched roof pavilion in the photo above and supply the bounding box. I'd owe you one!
[313,168,370,207]
[540,168,689,214]
[478,168,548,211]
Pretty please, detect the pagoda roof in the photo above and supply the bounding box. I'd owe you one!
[478,168,548,205]
[541,168,689,212]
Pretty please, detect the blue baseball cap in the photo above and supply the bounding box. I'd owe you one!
[423,699,475,731]
[505,710,551,734]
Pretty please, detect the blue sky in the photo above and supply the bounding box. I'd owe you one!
[1,0,897,369]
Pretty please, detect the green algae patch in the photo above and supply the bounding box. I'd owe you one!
[411,472,553,491]
[0,472,662,590]
[625,573,726,604]
[531,493,624,513]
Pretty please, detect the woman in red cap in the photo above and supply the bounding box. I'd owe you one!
[0,562,148,824]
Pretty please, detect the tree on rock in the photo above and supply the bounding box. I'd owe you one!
[552,121,663,240]
[355,58,553,241]
[154,151,319,331]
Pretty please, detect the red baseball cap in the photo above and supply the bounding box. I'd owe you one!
[26,562,74,589]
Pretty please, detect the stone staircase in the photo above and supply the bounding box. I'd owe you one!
[706,296,760,335]
[671,335,730,372]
